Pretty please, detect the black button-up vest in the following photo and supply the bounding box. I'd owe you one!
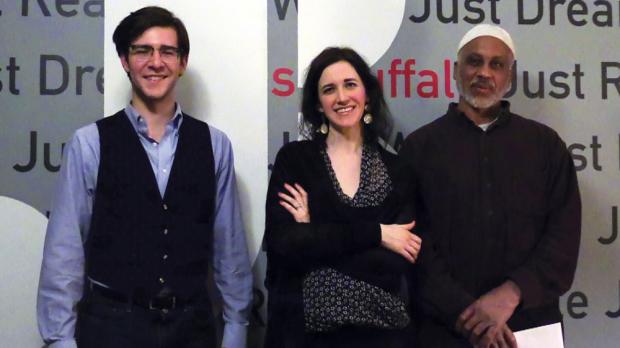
[86,110,215,300]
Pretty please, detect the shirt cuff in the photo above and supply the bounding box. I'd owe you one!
[509,267,542,309]
[47,339,78,348]
[221,322,247,348]
[351,222,382,249]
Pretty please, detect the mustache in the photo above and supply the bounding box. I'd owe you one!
[470,77,495,90]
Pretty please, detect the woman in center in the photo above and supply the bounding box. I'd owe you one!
[264,47,422,347]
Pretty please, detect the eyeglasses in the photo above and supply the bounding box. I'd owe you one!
[128,45,181,62]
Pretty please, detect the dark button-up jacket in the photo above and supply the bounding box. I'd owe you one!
[398,102,581,345]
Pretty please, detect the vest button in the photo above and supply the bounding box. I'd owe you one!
[163,203,168,210]
[163,228,169,235]
[159,277,165,284]
[163,254,168,260]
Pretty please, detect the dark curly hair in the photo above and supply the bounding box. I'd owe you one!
[112,6,189,60]
[301,47,392,144]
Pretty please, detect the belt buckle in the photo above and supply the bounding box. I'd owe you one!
[149,296,176,311]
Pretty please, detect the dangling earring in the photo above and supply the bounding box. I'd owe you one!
[319,117,329,134]
[317,108,329,134]
[363,104,373,124]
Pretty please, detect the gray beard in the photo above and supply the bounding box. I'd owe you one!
[456,78,510,109]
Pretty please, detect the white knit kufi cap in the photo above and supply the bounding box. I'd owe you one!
[457,24,516,59]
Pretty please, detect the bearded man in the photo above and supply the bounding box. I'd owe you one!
[398,24,581,348]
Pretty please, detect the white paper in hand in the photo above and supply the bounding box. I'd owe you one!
[514,322,564,348]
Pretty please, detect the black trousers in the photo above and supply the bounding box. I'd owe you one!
[75,292,216,348]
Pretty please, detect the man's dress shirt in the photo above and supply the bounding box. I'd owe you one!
[37,104,252,348]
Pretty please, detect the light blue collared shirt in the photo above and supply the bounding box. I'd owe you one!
[37,104,252,348]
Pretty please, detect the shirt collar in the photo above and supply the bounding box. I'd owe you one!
[124,103,184,138]
[447,100,511,131]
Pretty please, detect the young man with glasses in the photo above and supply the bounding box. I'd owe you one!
[37,6,252,348]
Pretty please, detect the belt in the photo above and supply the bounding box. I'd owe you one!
[88,282,187,311]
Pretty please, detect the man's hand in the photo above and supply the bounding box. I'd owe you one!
[380,221,421,263]
[456,280,521,348]
[468,324,518,348]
